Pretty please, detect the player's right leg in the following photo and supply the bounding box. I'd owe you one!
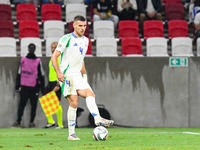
[67,95,80,140]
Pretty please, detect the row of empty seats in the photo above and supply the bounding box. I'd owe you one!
[0,20,89,39]
[0,0,84,5]
[0,37,92,57]
[0,20,190,40]
[0,3,86,23]
[118,20,189,40]
[0,36,198,57]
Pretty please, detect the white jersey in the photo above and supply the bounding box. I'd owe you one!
[55,32,89,76]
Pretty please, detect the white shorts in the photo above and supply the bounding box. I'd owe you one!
[59,74,92,97]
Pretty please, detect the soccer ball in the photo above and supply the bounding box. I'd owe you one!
[93,126,108,141]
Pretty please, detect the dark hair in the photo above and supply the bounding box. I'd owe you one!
[28,43,36,50]
[74,15,86,22]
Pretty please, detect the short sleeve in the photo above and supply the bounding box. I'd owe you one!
[194,13,200,24]
[56,36,69,53]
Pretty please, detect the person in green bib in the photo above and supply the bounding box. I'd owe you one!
[43,42,63,129]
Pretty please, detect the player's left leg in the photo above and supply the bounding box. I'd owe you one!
[78,89,114,127]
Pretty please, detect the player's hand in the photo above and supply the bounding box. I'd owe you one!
[57,72,66,83]
[53,85,60,92]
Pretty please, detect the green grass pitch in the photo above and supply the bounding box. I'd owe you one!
[1,128,200,149]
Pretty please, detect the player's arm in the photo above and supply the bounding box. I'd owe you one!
[81,61,88,82]
[53,82,60,92]
[51,50,65,82]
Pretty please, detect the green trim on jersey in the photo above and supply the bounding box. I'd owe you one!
[66,38,71,48]
[61,64,69,98]
[61,34,71,43]
[63,64,69,75]
[60,36,71,64]
[61,82,65,98]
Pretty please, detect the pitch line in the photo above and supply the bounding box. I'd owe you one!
[183,132,200,135]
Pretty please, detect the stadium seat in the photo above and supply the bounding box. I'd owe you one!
[90,5,93,23]
[165,4,185,21]
[163,0,182,4]
[96,37,118,57]
[0,0,10,4]
[41,4,62,22]
[68,21,89,37]
[19,20,39,39]
[0,37,16,56]
[121,37,142,56]
[43,20,64,39]
[143,20,164,39]
[171,37,193,56]
[86,38,92,56]
[64,0,84,4]
[168,20,188,39]
[118,21,139,39]
[0,20,14,37]
[16,4,37,22]
[45,37,60,56]
[93,20,114,39]
[0,4,11,20]
[146,37,168,56]
[65,3,86,23]
[197,38,200,56]
[20,37,42,57]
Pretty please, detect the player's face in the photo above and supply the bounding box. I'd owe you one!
[51,43,57,54]
[73,20,87,38]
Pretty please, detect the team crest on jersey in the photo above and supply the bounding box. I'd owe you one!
[58,44,62,48]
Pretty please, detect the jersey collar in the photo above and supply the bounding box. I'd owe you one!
[71,32,84,39]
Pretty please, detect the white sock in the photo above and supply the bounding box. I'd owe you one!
[86,96,101,120]
[67,106,77,136]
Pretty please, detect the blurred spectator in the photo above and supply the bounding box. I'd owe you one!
[93,0,119,29]
[11,44,45,128]
[138,0,162,31]
[194,7,200,38]
[185,0,195,23]
[86,0,94,5]
[195,0,200,6]
[117,0,138,20]
[13,0,39,5]
[40,0,63,6]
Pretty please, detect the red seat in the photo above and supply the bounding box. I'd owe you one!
[118,20,139,39]
[163,0,182,4]
[168,20,188,39]
[41,4,62,22]
[0,4,11,20]
[90,5,93,23]
[16,4,37,22]
[19,20,39,39]
[143,20,164,39]
[121,37,142,56]
[165,4,184,21]
[68,21,89,38]
[0,20,14,37]
[86,38,92,55]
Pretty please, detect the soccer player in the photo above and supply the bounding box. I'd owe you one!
[43,42,63,129]
[51,15,114,140]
